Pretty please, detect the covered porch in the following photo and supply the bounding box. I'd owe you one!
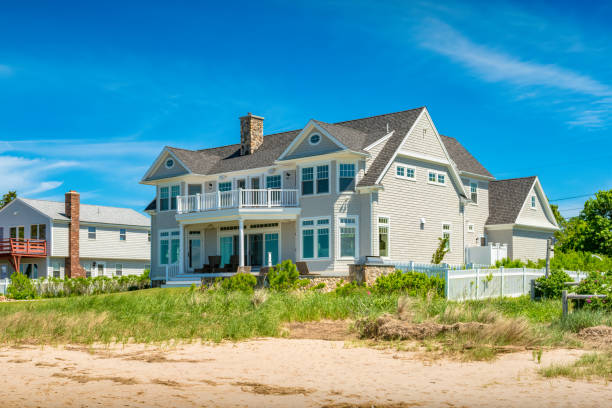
[154,209,300,283]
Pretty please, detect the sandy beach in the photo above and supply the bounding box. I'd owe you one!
[1,339,611,408]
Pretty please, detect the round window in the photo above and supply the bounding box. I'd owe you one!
[309,134,321,145]
[165,158,174,169]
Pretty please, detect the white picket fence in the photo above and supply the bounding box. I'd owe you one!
[0,278,9,296]
[393,262,587,301]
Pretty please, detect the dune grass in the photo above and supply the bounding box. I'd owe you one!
[0,288,607,351]
[541,351,612,381]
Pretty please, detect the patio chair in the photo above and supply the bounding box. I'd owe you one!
[221,255,239,272]
[296,261,310,276]
[205,256,221,273]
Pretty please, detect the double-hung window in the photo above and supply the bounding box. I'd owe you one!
[338,216,358,259]
[10,226,24,239]
[301,164,329,195]
[30,224,46,240]
[442,223,451,251]
[119,228,126,241]
[170,185,180,210]
[396,165,415,180]
[338,163,356,192]
[378,217,390,257]
[531,195,536,209]
[218,182,232,192]
[160,187,169,211]
[115,264,123,276]
[470,182,478,204]
[88,227,96,240]
[428,171,445,186]
[266,175,281,189]
[52,262,61,279]
[301,218,330,259]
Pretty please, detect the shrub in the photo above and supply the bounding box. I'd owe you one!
[268,260,308,291]
[535,269,572,298]
[219,273,257,293]
[334,280,367,296]
[575,271,612,310]
[494,258,525,268]
[7,272,37,300]
[431,236,449,264]
[372,270,445,297]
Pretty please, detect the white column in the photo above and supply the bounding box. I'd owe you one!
[179,224,185,274]
[239,219,245,268]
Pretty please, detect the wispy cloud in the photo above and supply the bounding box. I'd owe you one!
[417,18,612,127]
[0,156,78,196]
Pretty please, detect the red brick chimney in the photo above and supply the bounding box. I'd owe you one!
[65,191,85,278]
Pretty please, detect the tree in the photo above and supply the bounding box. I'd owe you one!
[431,236,449,264]
[580,190,612,256]
[0,191,17,209]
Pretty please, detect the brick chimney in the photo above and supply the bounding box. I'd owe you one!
[240,113,264,155]
[64,191,85,278]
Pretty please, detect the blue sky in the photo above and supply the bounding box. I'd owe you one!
[0,0,610,217]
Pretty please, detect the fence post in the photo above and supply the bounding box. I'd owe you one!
[500,266,504,298]
[522,266,526,295]
[562,290,568,317]
[475,268,480,300]
[444,269,450,299]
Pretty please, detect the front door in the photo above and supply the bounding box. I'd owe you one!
[189,238,202,269]
[237,179,246,190]
[250,177,260,189]
[97,262,105,277]
[248,234,264,266]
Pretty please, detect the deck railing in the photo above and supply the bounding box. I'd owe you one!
[0,238,47,256]
[177,189,299,214]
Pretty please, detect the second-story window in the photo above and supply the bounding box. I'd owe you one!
[266,175,281,189]
[88,227,96,240]
[301,167,314,195]
[120,228,126,241]
[219,182,232,192]
[30,224,46,240]
[301,165,330,195]
[470,182,478,204]
[316,165,329,193]
[160,187,169,211]
[338,163,356,192]
[170,185,180,210]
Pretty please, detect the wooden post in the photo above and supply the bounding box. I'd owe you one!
[562,290,568,317]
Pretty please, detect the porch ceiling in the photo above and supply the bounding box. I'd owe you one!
[175,207,301,224]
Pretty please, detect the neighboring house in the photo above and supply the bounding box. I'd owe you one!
[0,191,151,279]
[141,107,558,282]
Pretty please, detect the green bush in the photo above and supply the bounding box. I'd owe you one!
[494,258,525,268]
[334,280,367,296]
[7,272,37,300]
[575,271,612,310]
[219,273,257,293]
[372,270,445,297]
[535,269,572,298]
[268,260,308,291]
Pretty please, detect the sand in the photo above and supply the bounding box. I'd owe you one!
[0,339,611,408]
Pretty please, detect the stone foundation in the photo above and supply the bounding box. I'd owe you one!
[349,264,396,287]
[300,276,347,293]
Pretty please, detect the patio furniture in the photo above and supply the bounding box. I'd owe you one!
[221,255,239,272]
[296,261,310,276]
[202,256,221,273]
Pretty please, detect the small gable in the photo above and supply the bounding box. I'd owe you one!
[146,151,189,181]
[401,111,447,159]
[283,128,342,160]
[516,185,557,228]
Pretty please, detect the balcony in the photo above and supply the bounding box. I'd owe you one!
[176,189,300,215]
[0,238,47,257]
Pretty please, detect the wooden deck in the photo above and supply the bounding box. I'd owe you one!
[0,238,47,273]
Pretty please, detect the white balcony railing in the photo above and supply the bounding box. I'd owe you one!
[177,189,299,214]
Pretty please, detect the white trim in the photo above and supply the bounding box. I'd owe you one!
[164,158,175,169]
[336,160,358,194]
[299,161,331,197]
[530,195,537,210]
[141,147,192,182]
[516,177,558,228]
[427,170,447,186]
[395,164,416,181]
[336,214,359,260]
[467,223,475,233]
[377,215,390,259]
[442,222,452,252]
[364,131,394,151]
[308,133,322,146]
[484,223,559,232]
[277,120,349,160]
[459,171,495,181]
[397,149,450,166]
[158,183,181,212]
[298,216,331,261]
[468,179,479,205]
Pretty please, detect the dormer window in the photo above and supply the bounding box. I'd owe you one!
[165,158,174,169]
[309,134,321,145]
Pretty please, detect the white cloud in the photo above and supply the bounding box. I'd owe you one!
[0,156,78,196]
[417,19,612,127]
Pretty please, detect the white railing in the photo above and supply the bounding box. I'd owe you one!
[164,264,180,281]
[177,189,299,214]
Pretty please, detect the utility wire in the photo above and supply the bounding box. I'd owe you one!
[549,193,595,202]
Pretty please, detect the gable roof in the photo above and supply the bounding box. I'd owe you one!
[486,176,537,225]
[19,198,150,227]
[440,135,493,178]
[142,107,493,185]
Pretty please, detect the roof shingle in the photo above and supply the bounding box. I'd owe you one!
[486,176,537,225]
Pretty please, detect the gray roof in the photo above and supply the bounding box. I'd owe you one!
[486,176,536,225]
[154,107,492,186]
[20,198,151,227]
[145,199,156,212]
[440,135,493,178]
